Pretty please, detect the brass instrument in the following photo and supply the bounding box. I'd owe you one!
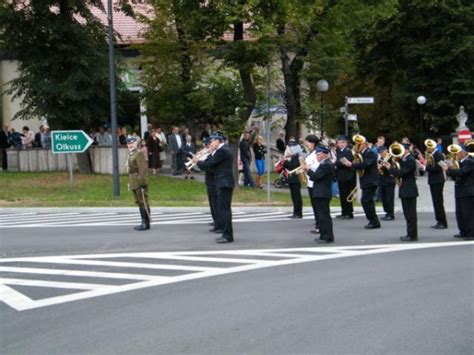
[185,148,210,170]
[466,139,474,157]
[346,134,366,203]
[424,139,437,166]
[288,158,308,184]
[388,142,405,186]
[447,144,462,170]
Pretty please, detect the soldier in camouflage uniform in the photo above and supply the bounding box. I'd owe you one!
[126,136,150,231]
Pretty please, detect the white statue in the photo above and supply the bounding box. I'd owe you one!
[456,106,468,131]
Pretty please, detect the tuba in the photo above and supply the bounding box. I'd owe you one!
[447,144,462,170]
[424,139,437,166]
[388,142,405,186]
[346,134,366,203]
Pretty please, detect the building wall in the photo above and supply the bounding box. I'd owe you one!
[1,60,43,132]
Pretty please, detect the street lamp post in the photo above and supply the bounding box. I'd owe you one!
[316,80,329,138]
[417,95,427,147]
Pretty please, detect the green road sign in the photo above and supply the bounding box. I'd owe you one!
[51,130,94,154]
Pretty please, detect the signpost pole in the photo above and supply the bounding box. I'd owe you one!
[344,97,349,137]
[266,64,272,203]
[68,153,74,191]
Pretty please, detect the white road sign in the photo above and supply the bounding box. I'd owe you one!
[347,97,375,104]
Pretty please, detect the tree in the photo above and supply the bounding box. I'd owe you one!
[354,0,474,142]
[0,0,125,130]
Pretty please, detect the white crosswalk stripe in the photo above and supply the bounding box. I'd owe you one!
[1,242,472,311]
[0,211,373,228]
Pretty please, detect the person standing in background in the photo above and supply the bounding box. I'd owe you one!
[253,135,267,188]
[239,130,255,187]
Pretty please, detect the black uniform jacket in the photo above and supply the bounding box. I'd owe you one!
[283,155,301,184]
[197,145,235,190]
[351,148,379,189]
[335,147,355,182]
[201,155,217,194]
[307,159,335,199]
[447,157,474,198]
[379,166,396,186]
[426,150,446,185]
[389,154,418,198]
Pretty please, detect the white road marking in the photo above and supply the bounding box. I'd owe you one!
[0,241,472,311]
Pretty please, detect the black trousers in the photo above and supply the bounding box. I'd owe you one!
[361,187,379,225]
[1,148,7,170]
[314,198,334,241]
[429,183,447,226]
[401,197,417,239]
[456,196,474,238]
[207,190,218,226]
[381,184,395,218]
[217,187,233,240]
[307,187,319,228]
[289,182,302,217]
[172,151,183,174]
[338,179,354,217]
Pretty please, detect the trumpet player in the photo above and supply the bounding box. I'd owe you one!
[283,140,304,219]
[304,146,335,243]
[342,137,381,229]
[335,135,356,219]
[194,134,235,244]
[304,134,321,234]
[420,139,448,229]
[383,144,418,241]
[378,146,396,221]
[446,142,474,241]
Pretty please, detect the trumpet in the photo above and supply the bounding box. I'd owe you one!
[288,158,307,176]
[185,148,210,171]
[424,139,437,166]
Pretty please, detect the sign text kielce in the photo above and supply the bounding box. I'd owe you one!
[51,130,93,154]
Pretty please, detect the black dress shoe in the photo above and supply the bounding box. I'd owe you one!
[316,239,334,244]
[453,234,464,239]
[288,215,303,219]
[381,216,394,221]
[310,229,320,234]
[430,223,447,229]
[462,236,474,240]
[364,223,381,229]
[340,215,354,220]
[210,228,224,233]
[215,236,233,243]
[336,214,344,219]
[400,236,418,242]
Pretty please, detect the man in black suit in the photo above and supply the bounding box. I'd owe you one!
[239,130,255,187]
[200,138,219,229]
[384,144,418,241]
[335,135,356,219]
[422,146,448,229]
[342,140,381,229]
[378,146,396,221]
[283,142,303,218]
[306,146,335,243]
[196,134,235,243]
[447,142,474,240]
[169,126,184,175]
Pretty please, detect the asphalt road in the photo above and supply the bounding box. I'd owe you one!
[1,212,473,354]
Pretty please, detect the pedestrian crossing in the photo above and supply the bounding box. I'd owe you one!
[0,211,371,228]
[1,242,471,311]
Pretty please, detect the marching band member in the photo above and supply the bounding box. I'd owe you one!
[378,146,396,221]
[384,144,418,241]
[126,136,150,231]
[200,138,218,229]
[304,134,321,234]
[421,139,448,229]
[342,137,381,229]
[446,141,474,240]
[305,146,335,243]
[335,135,356,219]
[195,134,235,243]
[283,140,304,219]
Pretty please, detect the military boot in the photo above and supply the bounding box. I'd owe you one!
[143,207,151,230]
[134,208,147,231]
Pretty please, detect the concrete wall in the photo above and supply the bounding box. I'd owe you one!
[6,146,172,174]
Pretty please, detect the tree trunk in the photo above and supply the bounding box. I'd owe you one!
[234,21,257,122]
[76,152,92,174]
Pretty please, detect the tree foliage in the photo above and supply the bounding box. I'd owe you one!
[0,0,125,129]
